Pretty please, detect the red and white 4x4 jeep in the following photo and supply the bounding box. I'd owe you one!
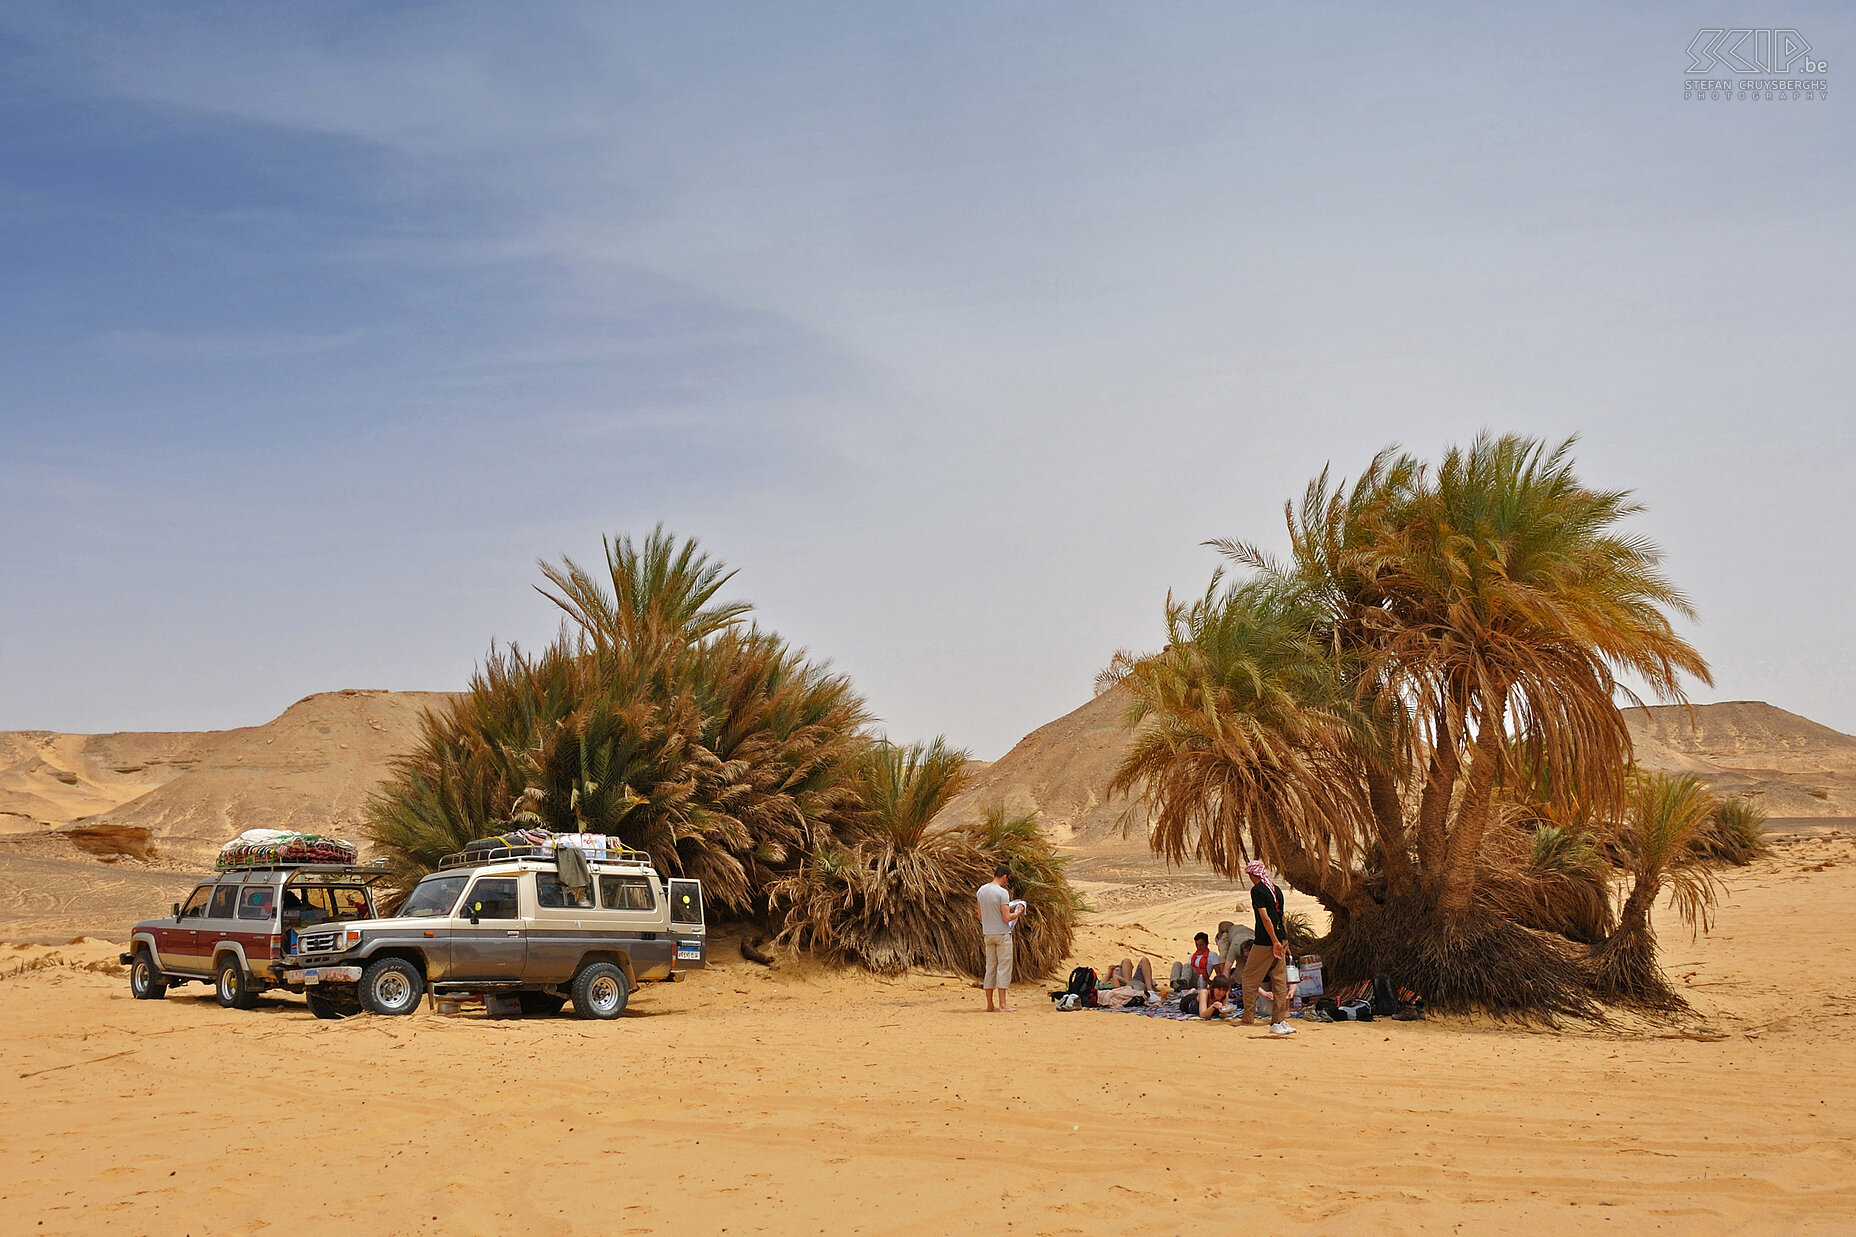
[121,863,389,1015]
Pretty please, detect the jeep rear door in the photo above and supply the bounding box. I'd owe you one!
[668,879,706,969]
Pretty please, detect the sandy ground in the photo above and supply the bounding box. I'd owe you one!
[2,836,1853,1235]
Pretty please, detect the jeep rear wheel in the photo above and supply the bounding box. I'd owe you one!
[129,949,168,1000]
[358,957,424,1016]
[214,956,258,1010]
[306,989,362,1020]
[571,962,628,1020]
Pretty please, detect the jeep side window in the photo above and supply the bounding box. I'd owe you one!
[536,874,593,910]
[209,885,239,919]
[598,876,656,911]
[237,886,275,921]
[465,877,519,920]
[181,887,213,918]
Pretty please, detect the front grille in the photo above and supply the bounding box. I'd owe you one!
[298,931,339,954]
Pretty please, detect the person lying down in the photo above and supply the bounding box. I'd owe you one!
[1095,957,1157,1009]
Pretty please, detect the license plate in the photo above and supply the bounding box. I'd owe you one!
[675,944,702,961]
[302,969,323,984]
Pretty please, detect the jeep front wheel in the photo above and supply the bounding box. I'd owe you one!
[129,949,168,1000]
[214,956,259,1010]
[571,962,629,1020]
[358,957,424,1016]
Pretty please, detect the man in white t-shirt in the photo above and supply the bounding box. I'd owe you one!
[976,866,1024,1012]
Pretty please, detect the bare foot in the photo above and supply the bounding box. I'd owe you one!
[998,1004,1017,1013]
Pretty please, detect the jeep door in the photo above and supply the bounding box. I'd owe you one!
[196,883,243,975]
[158,884,214,973]
[668,878,706,971]
[448,875,527,980]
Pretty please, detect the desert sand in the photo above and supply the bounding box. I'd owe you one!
[5,692,1856,1233]
[3,834,1854,1236]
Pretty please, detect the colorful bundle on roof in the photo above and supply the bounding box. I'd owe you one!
[216,828,359,870]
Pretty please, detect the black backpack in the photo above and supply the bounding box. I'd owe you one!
[1065,966,1099,1007]
[1370,975,1402,1017]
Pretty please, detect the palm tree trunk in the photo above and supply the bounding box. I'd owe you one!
[1366,766,1417,895]
[1413,700,1462,888]
[1436,687,1509,918]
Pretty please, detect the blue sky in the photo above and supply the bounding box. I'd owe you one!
[2,3,1852,756]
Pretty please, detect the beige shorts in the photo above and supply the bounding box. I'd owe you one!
[982,933,1015,989]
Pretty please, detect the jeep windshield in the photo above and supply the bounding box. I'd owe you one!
[399,873,469,918]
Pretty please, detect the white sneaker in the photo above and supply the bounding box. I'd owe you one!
[1270,1021,1297,1035]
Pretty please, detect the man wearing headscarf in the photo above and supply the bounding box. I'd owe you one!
[1240,859,1296,1035]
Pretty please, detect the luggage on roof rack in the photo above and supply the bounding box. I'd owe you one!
[437,831,652,870]
[216,829,359,870]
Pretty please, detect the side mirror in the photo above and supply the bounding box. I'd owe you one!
[172,902,181,920]
[469,901,482,926]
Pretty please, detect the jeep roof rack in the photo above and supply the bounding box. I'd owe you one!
[212,861,394,882]
[436,840,655,870]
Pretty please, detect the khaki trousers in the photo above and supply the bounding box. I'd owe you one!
[1241,943,1290,1023]
[982,933,1014,989]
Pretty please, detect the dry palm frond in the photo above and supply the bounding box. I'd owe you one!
[1318,892,1599,1021]
[1472,821,1615,945]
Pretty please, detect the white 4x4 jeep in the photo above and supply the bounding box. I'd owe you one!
[282,841,706,1020]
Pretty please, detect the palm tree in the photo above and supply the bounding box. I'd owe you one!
[772,746,1081,979]
[366,532,873,914]
[1589,772,1723,1008]
[1105,575,1376,915]
[1692,796,1771,866]
[1110,435,1713,1014]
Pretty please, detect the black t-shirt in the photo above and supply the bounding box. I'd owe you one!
[1251,881,1285,945]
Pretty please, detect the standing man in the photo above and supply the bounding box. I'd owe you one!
[976,865,1024,1012]
[1240,859,1296,1036]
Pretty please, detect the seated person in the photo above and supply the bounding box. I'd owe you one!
[1176,932,1220,991]
[1099,957,1155,994]
[1195,975,1238,1020]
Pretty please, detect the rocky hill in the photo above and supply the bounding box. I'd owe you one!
[933,689,1856,876]
[0,690,450,863]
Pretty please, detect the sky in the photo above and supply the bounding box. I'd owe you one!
[1,3,1852,758]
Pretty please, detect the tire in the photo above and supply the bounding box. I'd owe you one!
[306,989,362,1020]
[358,957,424,1016]
[571,962,629,1020]
[518,992,567,1017]
[129,949,168,1000]
[214,955,259,1010]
